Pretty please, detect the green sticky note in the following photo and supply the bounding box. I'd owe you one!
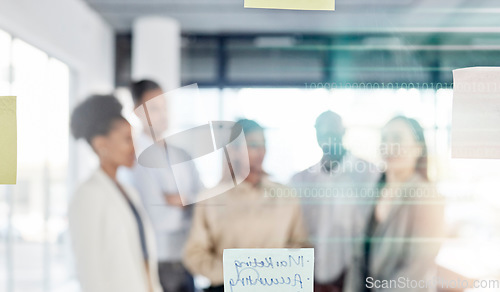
[245,0,335,11]
[0,96,17,184]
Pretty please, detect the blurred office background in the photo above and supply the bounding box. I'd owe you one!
[2,0,500,291]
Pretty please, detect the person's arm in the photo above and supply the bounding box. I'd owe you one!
[164,193,184,207]
[287,196,311,248]
[68,189,107,292]
[170,158,204,207]
[165,150,204,207]
[183,202,224,285]
[151,166,185,208]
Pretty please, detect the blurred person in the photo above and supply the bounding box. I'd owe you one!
[69,95,162,292]
[290,110,380,292]
[344,116,445,292]
[183,119,308,292]
[119,79,202,292]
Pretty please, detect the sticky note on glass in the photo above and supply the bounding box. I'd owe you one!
[452,67,500,159]
[244,0,334,11]
[0,96,17,184]
[223,248,314,292]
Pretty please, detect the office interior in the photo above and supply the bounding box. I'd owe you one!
[1,0,500,291]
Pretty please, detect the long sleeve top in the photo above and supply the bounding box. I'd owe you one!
[183,177,309,286]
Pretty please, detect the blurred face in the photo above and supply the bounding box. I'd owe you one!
[315,121,345,158]
[380,119,422,174]
[245,131,266,173]
[229,130,266,176]
[93,119,136,168]
[139,88,168,135]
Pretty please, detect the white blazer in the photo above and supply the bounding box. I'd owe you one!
[69,168,163,292]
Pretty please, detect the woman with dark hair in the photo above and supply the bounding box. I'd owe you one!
[345,116,445,292]
[183,119,308,292]
[69,95,162,292]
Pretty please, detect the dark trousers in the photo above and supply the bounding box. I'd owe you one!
[314,271,346,292]
[204,285,224,292]
[158,261,195,292]
[205,276,344,292]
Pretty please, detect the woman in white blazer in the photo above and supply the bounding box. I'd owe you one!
[345,116,444,292]
[69,95,162,292]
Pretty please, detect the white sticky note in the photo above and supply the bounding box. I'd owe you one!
[452,67,500,159]
[223,248,314,292]
[245,0,334,11]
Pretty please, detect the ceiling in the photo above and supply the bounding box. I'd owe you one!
[82,0,500,34]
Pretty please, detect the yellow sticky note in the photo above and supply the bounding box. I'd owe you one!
[245,0,335,11]
[0,96,17,184]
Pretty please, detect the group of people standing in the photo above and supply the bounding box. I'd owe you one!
[68,79,444,292]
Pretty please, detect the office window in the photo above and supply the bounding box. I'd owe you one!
[0,30,10,93]
[168,86,500,280]
[0,29,72,292]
